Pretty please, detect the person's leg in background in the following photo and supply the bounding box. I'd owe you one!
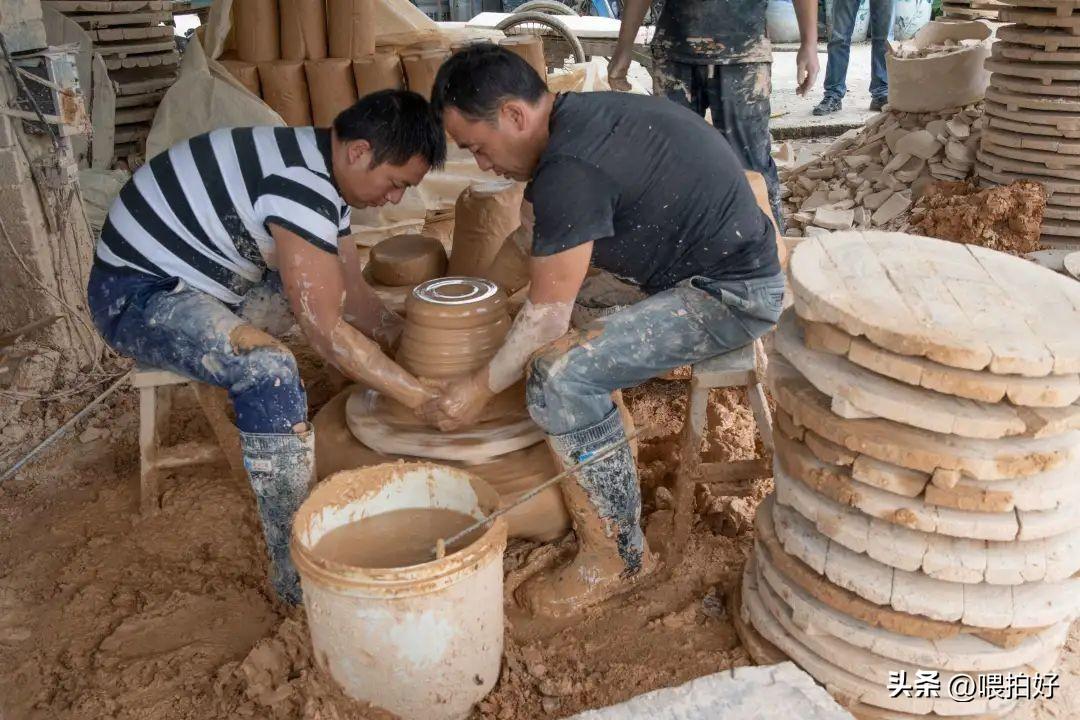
[868,0,896,110]
[517,273,784,616]
[651,50,708,118]
[815,0,858,115]
[87,264,310,605]
[706,62,785,232]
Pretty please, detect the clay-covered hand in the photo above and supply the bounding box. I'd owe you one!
[607,57,632,93]
[371,309,405,355]
[796,43,820,97]
[424,373,495,432]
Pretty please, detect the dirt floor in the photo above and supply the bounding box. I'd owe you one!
[1,342,1077,719]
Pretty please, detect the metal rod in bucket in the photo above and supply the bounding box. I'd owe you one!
[432,426,647,560]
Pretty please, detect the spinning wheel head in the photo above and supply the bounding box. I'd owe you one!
[412,277,500,306]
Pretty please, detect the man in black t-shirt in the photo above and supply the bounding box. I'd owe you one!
[609,0,820,227]
[423,46,785,617]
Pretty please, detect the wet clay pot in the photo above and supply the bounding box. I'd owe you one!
[396,277,509,380]
[368,234,447,287]
[397,278,509,379]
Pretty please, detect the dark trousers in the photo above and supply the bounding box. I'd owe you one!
[651,56,783,230]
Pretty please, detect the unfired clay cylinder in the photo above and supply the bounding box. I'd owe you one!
[327,0,376,59]
[401,49,450,101]
[279,0,327,60]
[258,60,312,126]
[368,234,448,287]
[499,35,547,79]
[352,52,405,97]
[305,58,359,127]
[448,181,525,277]
[234,0,280,63]
[220,59,261,96]
[397,278,510,379]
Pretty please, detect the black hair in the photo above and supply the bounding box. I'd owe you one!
[430,43,547,122]
[333,89,447,170]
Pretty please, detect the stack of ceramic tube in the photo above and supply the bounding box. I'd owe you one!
[737,230,1080,719]
[976,0,1080,251]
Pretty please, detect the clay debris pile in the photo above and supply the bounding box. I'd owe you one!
[735,231,1080,719]
[782,105,983,237]
[892,38,984,59]
[975,0,1080,251]
[910,179,1048,254]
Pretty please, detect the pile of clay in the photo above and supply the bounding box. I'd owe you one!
[976,3,1080,251]
[735,231,1080,719]
[781,103,983,237]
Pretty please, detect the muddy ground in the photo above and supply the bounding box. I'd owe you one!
[0,344,1076,719]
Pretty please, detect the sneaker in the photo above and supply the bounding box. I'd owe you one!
[869,96,887,112]
[812,96,842,116]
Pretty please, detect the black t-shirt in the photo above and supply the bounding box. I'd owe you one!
[653,0,771,64]
[525,92,779,292]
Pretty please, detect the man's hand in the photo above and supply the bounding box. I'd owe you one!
[796,43,820,96]
[608,55,633,93]
[608,0,650,93]
[421,373,495,432]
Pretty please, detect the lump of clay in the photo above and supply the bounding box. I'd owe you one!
[368,234,447,287]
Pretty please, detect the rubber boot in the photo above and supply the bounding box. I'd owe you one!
[516,409,655,617]
[240,424,316,606]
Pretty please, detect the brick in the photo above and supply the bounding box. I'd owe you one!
[813,207,855,230]
[871,191,912,226]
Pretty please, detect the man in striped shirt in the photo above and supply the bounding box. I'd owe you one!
[86,90,446,604]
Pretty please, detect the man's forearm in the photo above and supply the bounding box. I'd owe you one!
[611,0,651,73]
[484,299,574,393]
[322,319,431,408]
[794,0,819,45]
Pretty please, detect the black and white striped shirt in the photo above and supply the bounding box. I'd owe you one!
[96,126,351,305]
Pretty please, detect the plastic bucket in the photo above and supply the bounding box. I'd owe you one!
[292,462,508,720]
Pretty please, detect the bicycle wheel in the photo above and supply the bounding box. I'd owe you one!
[497,11,587,66]
[513,0,578,15]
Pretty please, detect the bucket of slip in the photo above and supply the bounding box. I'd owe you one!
[291,461,507,720]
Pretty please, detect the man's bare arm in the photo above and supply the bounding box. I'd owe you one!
[608,0,651,92]
[274,225,433,409]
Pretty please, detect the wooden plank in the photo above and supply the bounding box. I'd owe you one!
[87,24,173,40]
[92,38,176,56]
[45,0,169,11]
[998,22,1080,49]
[113,89,165,107]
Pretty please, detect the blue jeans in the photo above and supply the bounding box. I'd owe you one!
[87,262,306,434]
[527,272,785,438]
[824,0,895,101]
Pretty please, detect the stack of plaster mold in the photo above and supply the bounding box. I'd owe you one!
[736,231,1080,719]
[781,106,985,237]
[942,0,1006,20]
[976,0,1080,251]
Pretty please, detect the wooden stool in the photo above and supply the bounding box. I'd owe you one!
[668,339,773,562]
[133,368,244,515]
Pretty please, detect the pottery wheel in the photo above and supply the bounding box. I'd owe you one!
[345,386,544,463]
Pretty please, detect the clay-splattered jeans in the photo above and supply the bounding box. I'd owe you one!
[527,272,785,438]
[86,262,304,434]
[652,57,783,230]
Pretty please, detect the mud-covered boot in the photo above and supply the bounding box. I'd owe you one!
[240,424,316,605]
[516,409,655,617]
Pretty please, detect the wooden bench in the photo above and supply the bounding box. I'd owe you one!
[133,368,243,514]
